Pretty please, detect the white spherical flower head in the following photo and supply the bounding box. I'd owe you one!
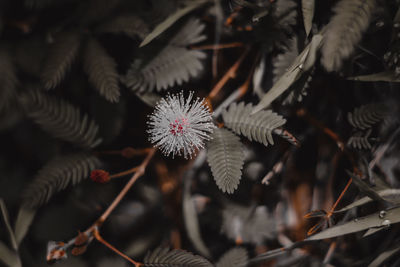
[147,91,216,159]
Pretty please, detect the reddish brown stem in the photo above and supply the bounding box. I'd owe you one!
[97,148,156,225]
[110,167,139,179]
[190,42,244,50]
[208,47,250,101]
[93,228,142,267]
[327,178,353,217]
[297,108,345,150]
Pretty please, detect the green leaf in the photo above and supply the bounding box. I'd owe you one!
[307,206,400,240]
[348,71,400,82]
[139,0,208,47]
[0,199,18,250]
[14,207,36,246]
[252,34,322,114]
[302,0,315,36]
[0,242,21,267]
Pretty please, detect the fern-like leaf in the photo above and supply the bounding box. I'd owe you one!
[96,15,149,40]
[83,38,120,103]
[321,0,376,72]
[216,247,248,267]
[0,48,18,112]
[347,129,373,149]
[41,31,81,90]
[347,103,388,130]
[143,247,213,267]
[222,102,286,146]
[20,89,102,148]
[124,18,206,92]
[207,128,245,194]
[22,153,101,208]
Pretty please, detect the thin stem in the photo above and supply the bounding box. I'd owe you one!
[190,42,244,50]
[110,167,139,179]
[207,47,249,101]
[93,228,141,267]
[327,178,353,217]
[97,148,156,225]
[297,108,345,151]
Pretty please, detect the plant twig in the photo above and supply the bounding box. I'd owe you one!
[297,108,345,151]
[207,47,250,101]
[190,42,244,50]
[93,227,142,267]
[97,148,156,225]
[47,148,156,262]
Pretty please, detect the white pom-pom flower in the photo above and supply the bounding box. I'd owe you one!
[147,91,216,159]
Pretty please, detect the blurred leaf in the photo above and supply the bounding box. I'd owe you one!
[143,247,213,267]
[183,157,211,258]
[248,247,288,265]
[139,0,208,47]
[348,71,400,82]
[252,34,322,114]
[14,207,36,246]
[135,92,162,107]
[302,0,314,36]
[0,199,17,250]
[307,206,400,240]
[0,241,21,267]
[335,189,400,213]
[368,246,400,267]
[216,247,248,267]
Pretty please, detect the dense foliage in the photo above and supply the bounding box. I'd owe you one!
[1,0,400,266]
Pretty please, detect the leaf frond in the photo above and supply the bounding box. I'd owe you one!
[207,128,245,194]
[321,0,376,72]
[41,31,81,90]
[124,18,206,92]
[20,89,102,148]
[83,38,120,103]
[22,153,101,208]
[216,247,248,267]
[347,129,373,149]
[347,102,388,130]
[143,247,213,267]
[222,102,286,146]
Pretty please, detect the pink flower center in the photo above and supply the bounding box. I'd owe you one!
[169,118,189,136]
